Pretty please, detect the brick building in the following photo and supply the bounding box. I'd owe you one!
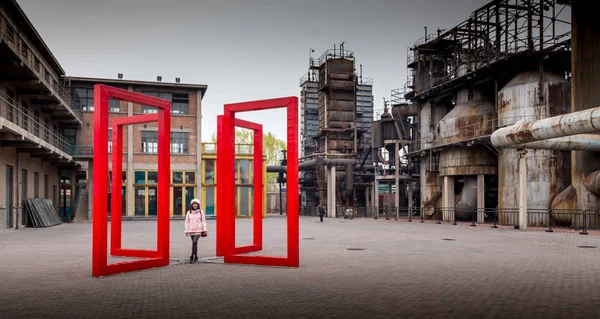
[0,0,266,231]
[65,76,207,219]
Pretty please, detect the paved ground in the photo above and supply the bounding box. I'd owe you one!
[1,215,600,318]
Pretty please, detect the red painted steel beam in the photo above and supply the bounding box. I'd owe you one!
[92,84,171,277]
[219,96,299,268]
[216,116,263,256]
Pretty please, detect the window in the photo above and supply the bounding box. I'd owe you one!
[141,92,171,114]
[109,99,120,112]
[62,128,76,145]
[141,131,158,153]
[141,91,189,115]
[172,93,189,114]
[142,131,189,153]
[239,160,250,184]
[172,170,196,216]
[204,160,215,184]
[171,132,188,154]
[33,172,39,198]
[71,88,94,111]
[107,170,126,216]
[108,130,112,153]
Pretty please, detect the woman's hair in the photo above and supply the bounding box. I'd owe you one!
[187,202,200,213]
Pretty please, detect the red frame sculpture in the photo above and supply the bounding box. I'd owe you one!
[92,84,171,277]
[216,116,263,257]
[218,97,299,267]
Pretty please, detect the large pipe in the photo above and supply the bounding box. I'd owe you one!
[584,169,600,196]
[491,106,600,147]
[392,104,419,117]
[508,134,600,151]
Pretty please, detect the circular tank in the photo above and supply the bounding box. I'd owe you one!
[497,71,571,226]
[438,89,497,176]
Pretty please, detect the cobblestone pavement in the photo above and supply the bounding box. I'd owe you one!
[1,215,600,318]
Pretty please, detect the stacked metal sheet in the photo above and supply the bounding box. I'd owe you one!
[24,198,62,228]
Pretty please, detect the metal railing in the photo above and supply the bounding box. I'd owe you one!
[300,205,600,234]
[201,143,255,155]
[0,90,76,156]
[0,10,81,122]
[317,48,355,65]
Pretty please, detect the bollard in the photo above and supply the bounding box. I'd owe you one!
[471,210,476,227]
[420,207,424,223]
[374,206,378,219]
[452,209,457,226]
[436,209,441,224]
[491,209,498,228]
[408,207,412,222]
[580,210,588,235]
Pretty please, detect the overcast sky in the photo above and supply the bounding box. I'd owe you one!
[19,0,492,142]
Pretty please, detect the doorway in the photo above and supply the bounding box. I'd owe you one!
[6,166,13,228]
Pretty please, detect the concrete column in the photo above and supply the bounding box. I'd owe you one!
[365,186,370,208]
[571,2,600,212]
[328,166,336,218]
[196,90,203,199]
[87,160,93,220]
[373,180,379,219]
[519,151,528,231]
[443,175,454,222]
[394,142,399,220]
[477,174,485,223]
[127,85,134,217]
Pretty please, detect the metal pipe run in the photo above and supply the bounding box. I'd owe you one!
[298,157,375,171]
[491,106,600,147]
[508,134,600,151]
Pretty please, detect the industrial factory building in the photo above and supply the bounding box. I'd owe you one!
[299,45,375,217]
[370,0,599,229]
[298,0,600,231]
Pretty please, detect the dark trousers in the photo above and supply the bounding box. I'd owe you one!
[319,215,324,222]
[190,235,200,257]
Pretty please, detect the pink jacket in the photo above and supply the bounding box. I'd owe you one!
[185,209,207,233]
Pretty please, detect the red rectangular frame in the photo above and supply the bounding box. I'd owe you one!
[219,97,299,267]
[216,116,263,257]
[92,84,171,277]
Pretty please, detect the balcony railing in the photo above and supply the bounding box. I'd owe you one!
[0,10,81,123]
[201,143,255,155]
[0,90,75,156]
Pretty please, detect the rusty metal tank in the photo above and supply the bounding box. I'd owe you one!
[497,71,571,224]
[438,89,497,176]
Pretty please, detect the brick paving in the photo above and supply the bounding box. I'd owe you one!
[1,215,600,318]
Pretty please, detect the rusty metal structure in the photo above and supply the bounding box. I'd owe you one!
[299,44,375,215]
[379,0,574,223]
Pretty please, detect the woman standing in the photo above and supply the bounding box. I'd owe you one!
[184,198,207,264]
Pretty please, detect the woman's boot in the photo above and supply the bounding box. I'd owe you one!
[189,255,194,264]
